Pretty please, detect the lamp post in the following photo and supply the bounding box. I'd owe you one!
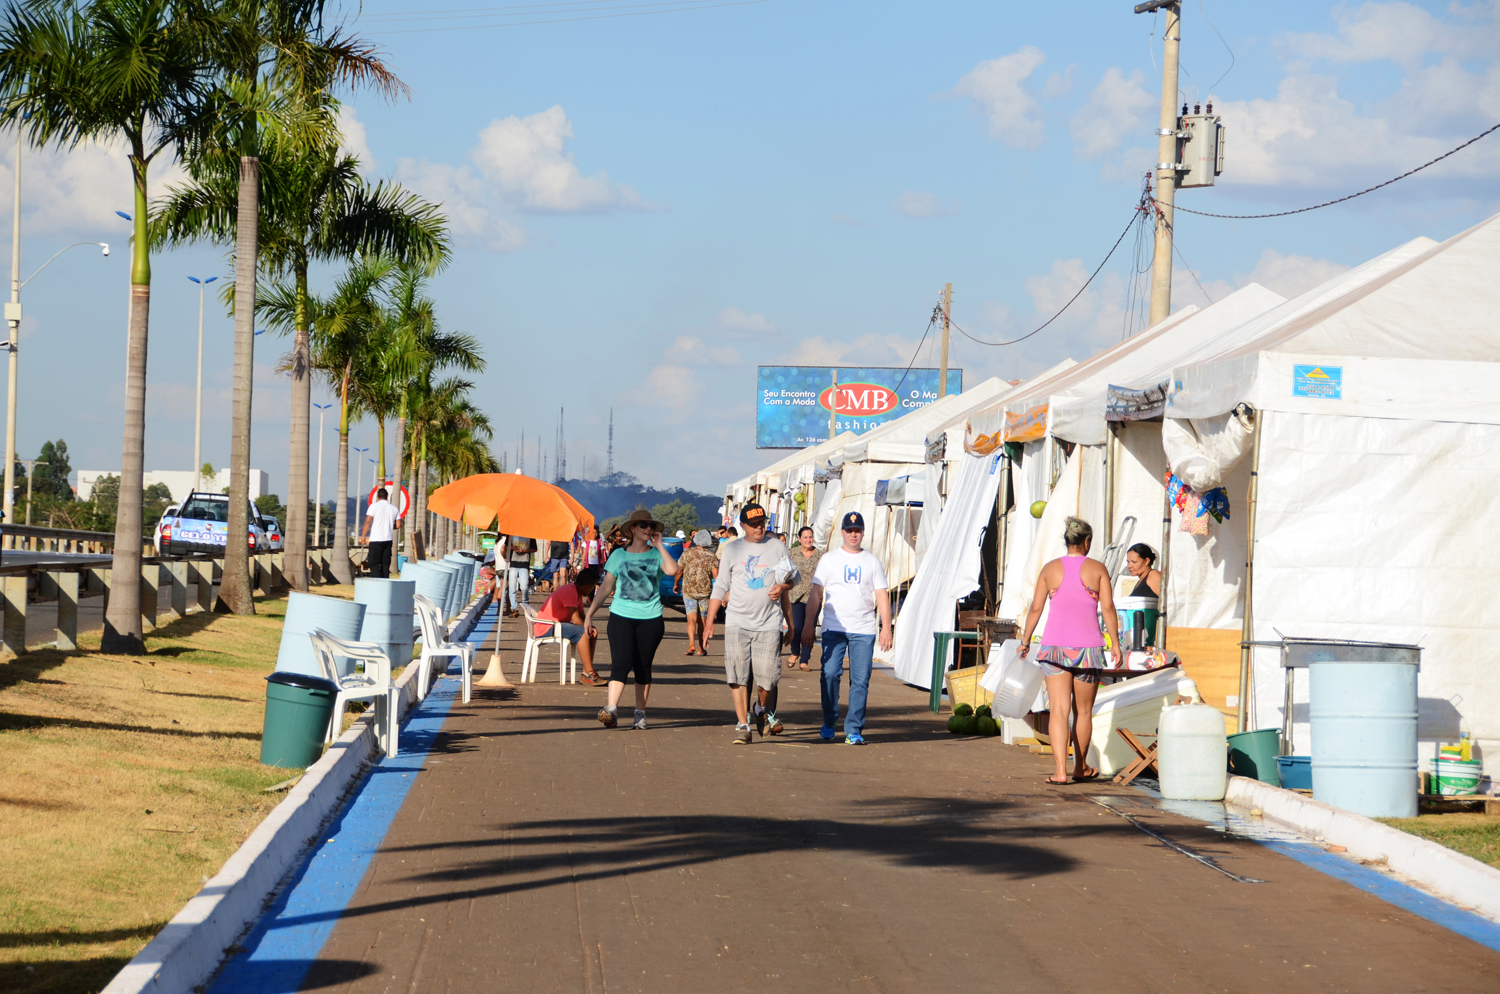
[187,276,218,494]
[22,457,45,525]
[313,402,333,545]
[352,446,369,539]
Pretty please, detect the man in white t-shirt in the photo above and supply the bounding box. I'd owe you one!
[359,488,401,578]
[800,510,891,746]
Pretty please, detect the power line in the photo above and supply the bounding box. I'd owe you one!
[950,208,1144,348]
[1158,121,1500,220]
[892,307,941,397]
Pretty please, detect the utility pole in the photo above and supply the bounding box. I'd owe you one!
[828,369,838,441]
[22,457,45,526]
[1140,0,1182,326]
[606,408,614,478]
[939,282,952,398]
[4,130,20,525]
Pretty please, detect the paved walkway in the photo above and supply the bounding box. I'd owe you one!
[213,603,1500,993]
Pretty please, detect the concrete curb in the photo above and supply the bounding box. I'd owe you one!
[1225,775,1500,921]
[101,592,491,994]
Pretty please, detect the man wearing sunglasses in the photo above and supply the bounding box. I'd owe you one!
[800,511,891,745]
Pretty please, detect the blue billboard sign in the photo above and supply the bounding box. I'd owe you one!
[756,366,963,448]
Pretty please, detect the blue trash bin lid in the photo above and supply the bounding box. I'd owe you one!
[266,671,339,693]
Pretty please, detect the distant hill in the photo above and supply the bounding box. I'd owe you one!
[555,473,721,527]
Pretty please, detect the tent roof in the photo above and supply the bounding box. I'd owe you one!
[923,359,1077,454]
[837,378,1012,465]
[754,431,858,487]
[1168,217,1499,420]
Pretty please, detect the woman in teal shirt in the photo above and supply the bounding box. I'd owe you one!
[583,508,679,730]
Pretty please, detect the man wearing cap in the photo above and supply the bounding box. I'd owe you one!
[801,510,892,745]
[704,503,794,745]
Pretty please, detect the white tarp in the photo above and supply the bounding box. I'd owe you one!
[889,447,1007,688]
[809,477,843,550]
[840,383,1007,465]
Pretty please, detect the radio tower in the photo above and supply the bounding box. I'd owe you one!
[557,407,567,482]
[606,408,614,478]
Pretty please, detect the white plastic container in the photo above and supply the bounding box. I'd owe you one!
[1157,702,1228,800]
[983,640,1046,719]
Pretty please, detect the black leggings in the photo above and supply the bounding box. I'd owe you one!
[607,614,664,685]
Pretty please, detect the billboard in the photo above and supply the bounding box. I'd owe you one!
[757,366,963,448]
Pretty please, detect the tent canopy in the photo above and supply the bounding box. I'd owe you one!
[924,360,1077,460]
[835,380,1011,466]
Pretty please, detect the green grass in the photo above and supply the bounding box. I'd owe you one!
[1379,813,1500,868]
[0,591,340,994]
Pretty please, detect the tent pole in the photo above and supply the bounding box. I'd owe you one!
[1158,441,1172,651]
[1104,423,1117,547]
[996,451,1011,614]
[1237,409,1264,734]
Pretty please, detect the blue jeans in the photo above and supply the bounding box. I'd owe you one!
[506,567,530,610]
[820,630,875,736]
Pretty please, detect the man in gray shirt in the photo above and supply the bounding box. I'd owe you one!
[705,503,793,745]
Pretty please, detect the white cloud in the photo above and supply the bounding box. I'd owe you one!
[670,335,741,366]
[396,106,651,251]
[0,136,184,241]
[952,47,1048,149]
[1283,2,1492,67]
[1042,65,1076,99]
[336,105,376,172]
[1236,248,1352,299]
[713,307,777,338]
[893,191,959,219]
[624,363,698,412]
[1070,67,1156,161]
[776,332,929,367]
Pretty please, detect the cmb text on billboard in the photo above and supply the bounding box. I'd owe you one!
[756,366,963,448]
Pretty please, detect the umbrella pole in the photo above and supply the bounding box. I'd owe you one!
[477,576,515,688]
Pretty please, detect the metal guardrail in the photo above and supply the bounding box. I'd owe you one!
[0,523,116,554]
[0,545,369,658]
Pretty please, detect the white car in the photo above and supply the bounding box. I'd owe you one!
[153,504,178,554]
[256,510,284,551]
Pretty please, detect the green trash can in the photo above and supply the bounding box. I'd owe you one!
[261,671,339,768]
[1227,727,1282,786]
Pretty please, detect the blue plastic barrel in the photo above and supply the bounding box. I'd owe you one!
[276,591,367,677]
[1295,640,1421,819]
[355,578,416,671]
[404,562,455,622]
[425,559,466,619]
[443,554,477,613]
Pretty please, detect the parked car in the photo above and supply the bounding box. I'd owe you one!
[160,492,268,556]
[256,510,284,551]
[658,536,685,605]
[153,503,179,554]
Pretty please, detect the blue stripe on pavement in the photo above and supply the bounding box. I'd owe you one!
[1260,839,1500,953]
[207,606,496,994]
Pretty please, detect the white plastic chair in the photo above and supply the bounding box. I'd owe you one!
[414,593,475,703]
[520,603,575,684]
[309,629,399,758]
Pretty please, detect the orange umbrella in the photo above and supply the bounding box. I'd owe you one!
[427,472,594,542]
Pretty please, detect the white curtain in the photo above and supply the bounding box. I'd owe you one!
[890,449,1006,688]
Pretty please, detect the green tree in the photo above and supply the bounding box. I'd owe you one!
[0,0,217,652]
[34,439,73,500]
[89,475,121,535]
[206,0,402,613]
[142,482,175,538]
[651,499,702,537]
[155,145,447,592]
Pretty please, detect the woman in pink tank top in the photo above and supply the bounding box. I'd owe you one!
[1019,517,1122,785]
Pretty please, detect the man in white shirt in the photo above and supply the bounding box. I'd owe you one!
[800,511,892,746]
[359,488,400,579]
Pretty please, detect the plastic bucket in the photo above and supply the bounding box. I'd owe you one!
[260,672,338,768]
[1227,728,1282,786]
[275,592,367,677]
[1277,755,1312,790]
[1432,757,1482,797]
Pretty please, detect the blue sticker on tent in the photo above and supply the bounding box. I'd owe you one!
[1293,364,1342,399]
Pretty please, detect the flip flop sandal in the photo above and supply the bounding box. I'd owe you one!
[1072,769,1100,782]
[1044,776,1072,785]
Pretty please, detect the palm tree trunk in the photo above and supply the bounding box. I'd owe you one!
[102,153,152,653]
[285,260,312,593]
[377,416,386,483]
[331,363,353,584]
[391,398,406,562]
[412,453,428,560]
[218,155,259,614]
[284,260,311,591]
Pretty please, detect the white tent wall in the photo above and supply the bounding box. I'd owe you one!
[1249,411,1500,778]
[809,478,843,550]
[1110,422,1167,569]
[997,439,1047,620]
[890,448,1007,688]
[834,460,926,588]
[997,444,1106,625]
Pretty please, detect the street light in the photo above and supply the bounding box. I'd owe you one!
[313,402,333,545]
[22,457,46,526]
[352,445,369,538]
[187,276,218,493]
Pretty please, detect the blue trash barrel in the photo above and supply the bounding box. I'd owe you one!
[355,578,416,671]
[1294,639,1421,819]
[444,554,478,613]
[425,559,466,619]
[404,561,455,623]
[276,591,367,677]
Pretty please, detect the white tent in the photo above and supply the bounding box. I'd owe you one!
[1154,214,1500,779]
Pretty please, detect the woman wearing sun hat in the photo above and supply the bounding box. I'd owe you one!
[583,507,679,730]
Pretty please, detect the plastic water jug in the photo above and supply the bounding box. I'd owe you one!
[1158,702,1227,800]
[983,640,1046,719]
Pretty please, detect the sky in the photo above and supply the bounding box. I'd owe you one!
[7,0,1500,499]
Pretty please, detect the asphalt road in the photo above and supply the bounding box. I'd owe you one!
[298,608,1499,993]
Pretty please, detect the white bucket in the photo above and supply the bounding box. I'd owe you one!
[1158,702,1228,801]
[1431,757,1482,797]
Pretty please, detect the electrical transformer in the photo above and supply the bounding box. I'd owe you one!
[1175,107,1225,189]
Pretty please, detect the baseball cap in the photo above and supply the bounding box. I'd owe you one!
[740,502,767,525]
[841,511,865,531]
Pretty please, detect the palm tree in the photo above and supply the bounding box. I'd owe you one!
[426,401,496,555]
[207,0,403,613]
[0,0,215,653]
[406,378,488,557]
[153,146,448,591]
